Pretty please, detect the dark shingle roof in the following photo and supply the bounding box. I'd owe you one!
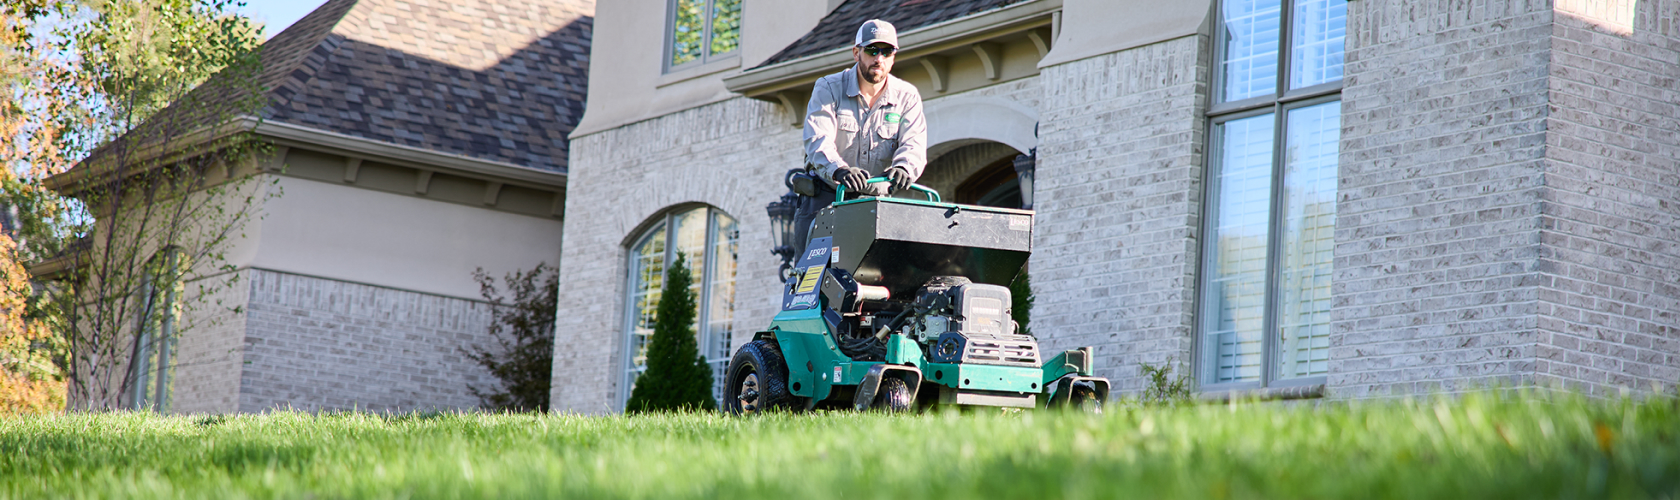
[755,0,1029,69]
[262,0,592,172]
[82,0,590,175]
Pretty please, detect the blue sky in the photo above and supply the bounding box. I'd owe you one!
[239,0,330,38]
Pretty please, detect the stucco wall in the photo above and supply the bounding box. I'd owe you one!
[1033,35,1208,394]
[248,176,564,301]
[571,0,830,137]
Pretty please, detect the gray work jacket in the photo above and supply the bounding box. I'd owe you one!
[803,66,927,196]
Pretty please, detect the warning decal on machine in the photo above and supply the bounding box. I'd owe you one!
[782,237,832,311]
[796,266,822,293]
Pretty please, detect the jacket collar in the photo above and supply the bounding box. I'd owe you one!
[844,64,900,107]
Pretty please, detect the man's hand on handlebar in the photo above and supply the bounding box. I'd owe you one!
[835,167,871,193]
[884,166,913,193]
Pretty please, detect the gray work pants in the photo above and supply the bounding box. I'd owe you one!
[792,189,837,254]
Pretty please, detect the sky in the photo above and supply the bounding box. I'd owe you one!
[239,0,331,39]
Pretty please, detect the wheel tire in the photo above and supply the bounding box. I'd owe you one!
[1070,383,1103,414]
[723,340,795,415]
[872,376,914,413]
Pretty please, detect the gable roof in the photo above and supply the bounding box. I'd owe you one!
[756,0,1030,69]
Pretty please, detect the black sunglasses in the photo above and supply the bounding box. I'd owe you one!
[860,45,897,57]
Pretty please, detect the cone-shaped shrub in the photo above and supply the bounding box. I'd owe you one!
[625,254,717,413]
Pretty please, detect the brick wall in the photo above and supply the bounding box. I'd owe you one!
[553,78,1052,413]
[1033,35,1209,394]
[238,269,496,412]
[1537,3,1680,395]
[168,271,251,414]
[552,98,804,413]
[1334,0,1555,397]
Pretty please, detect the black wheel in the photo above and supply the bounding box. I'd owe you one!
[1070,383,1103,414]
[872,377,914,413]
[723,340,795,414]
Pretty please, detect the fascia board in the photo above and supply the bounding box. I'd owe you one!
[46,116,566,194]
[254,119,567,190]
[723,0,1062,97]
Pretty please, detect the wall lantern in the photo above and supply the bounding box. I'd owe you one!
[1013,147,1036,210]
[765,170,803,280]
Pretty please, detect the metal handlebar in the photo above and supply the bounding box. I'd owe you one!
[835,177,942,203]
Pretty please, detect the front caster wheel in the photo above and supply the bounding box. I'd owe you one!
[872,377,914,413]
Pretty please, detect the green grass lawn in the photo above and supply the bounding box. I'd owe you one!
[1,393,1676,499]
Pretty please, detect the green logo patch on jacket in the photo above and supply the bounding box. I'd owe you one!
[885,112,901,123]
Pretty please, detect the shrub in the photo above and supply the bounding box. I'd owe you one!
[625,254,716,413]
[1010,270,1032,337]
[462,264,557,412]
[1139,360,1193,407]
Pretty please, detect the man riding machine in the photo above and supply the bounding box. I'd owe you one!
[722,20,1108,414]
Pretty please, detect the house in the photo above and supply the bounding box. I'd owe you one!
[56,0,592,413]
[551,0,1680,413]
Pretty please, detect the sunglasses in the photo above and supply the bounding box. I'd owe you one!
[860,45,897,57]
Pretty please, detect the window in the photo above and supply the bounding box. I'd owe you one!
[1199,0,1345,389]
[129,247,185,411]
[623,207,739,407]
[665,0,741,71]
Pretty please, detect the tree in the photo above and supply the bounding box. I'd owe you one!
[1,0,270,411]
[463,263,557,412]
[625,254,716,413]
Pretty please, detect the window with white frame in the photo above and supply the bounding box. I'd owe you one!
[665,0,741,71]
[623,206,739,407]
[1199,0,1345,388]
[129,247,185,411]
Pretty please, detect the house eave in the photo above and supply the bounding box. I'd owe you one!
[44,116,567,195]
[254,119,567,190]
[723,0,1061,99]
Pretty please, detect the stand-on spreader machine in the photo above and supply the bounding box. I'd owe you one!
[724,178,1110,413]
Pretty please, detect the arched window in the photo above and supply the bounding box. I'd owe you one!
[623,206,738,407]
[129,247,185,411]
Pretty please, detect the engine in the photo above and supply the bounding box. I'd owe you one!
[910,277,1040,368]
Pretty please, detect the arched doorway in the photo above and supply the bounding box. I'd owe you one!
[918,141,1025,209]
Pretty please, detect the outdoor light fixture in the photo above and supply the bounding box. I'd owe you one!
[766,169,803,280]
[1013,147,1036,210]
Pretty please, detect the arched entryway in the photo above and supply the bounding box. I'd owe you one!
[915,95,1037,209]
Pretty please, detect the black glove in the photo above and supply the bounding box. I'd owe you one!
[884,166,913,192]
[834,167,870,193]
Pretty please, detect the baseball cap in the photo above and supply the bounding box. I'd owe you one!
[855,19,898,48]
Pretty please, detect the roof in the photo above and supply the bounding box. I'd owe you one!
[263,0,592,173]
[74,0,592,177]
[755,0,1031,69]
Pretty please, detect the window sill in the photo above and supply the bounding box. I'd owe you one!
[1197,383,1325,403]
[657,56,742,88]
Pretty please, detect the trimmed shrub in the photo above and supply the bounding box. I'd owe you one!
[625,254,716,413]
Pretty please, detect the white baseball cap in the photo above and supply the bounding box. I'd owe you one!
[855,19,899,48]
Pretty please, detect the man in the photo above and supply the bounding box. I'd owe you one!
[794,19,928,247]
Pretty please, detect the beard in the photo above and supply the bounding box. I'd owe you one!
[861,63,886,84]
